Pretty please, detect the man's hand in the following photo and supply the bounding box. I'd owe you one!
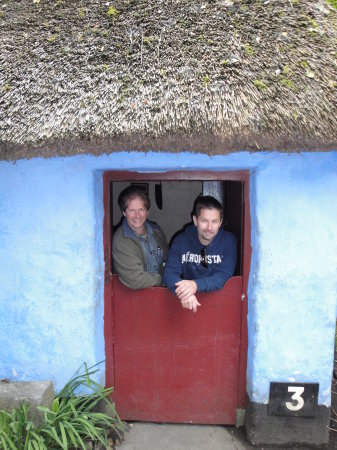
[180,294,201,313]
[175,280,198,301]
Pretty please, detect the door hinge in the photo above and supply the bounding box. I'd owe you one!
[241,293,246,302]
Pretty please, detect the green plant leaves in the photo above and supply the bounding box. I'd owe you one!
[52,398,60,413]
[0,362,126,449]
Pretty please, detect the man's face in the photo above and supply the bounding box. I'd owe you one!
[123,197,149,234]
[193,207,222,246]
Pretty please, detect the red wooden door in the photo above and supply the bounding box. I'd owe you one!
[103,170,251,425]
[111,275,242,424]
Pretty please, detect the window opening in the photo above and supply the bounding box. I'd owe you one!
[111,180,243,276]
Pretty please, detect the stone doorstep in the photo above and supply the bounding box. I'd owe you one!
[0,380,55,425]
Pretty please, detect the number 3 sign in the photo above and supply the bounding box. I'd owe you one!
[268,382,319,417]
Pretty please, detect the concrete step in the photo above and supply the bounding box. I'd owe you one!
[0,380,54,425]
[115,423,254,450]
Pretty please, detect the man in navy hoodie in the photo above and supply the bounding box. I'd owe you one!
[163,195,237,313]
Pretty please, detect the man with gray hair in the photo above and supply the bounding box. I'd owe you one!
[113,186,168,289]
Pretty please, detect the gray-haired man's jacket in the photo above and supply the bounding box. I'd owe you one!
[112,219,168,289]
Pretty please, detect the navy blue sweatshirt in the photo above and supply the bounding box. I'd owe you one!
[163,224,237,294]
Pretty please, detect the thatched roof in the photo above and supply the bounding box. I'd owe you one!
[0,0,336,160]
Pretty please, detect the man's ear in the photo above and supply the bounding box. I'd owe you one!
[192,215,197,226]
[122,211,126,218]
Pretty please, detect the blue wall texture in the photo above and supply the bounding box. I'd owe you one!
[0,151,336,406]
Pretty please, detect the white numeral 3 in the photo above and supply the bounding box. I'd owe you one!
[286,386,305,411]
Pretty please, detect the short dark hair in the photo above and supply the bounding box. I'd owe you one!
[118,187,150,212]
[193,195,223,220]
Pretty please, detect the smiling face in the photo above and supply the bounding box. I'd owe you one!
[123,196,149,235]
[193,207,223,246]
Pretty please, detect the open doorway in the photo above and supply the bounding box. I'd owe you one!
[110,179,243,276]
[103,171,251,425]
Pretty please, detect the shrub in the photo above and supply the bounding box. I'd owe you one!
[0,363,126,449]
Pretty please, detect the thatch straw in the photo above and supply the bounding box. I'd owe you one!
[0,0,336,160]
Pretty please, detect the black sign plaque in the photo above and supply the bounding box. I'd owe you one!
[268,382,319,417]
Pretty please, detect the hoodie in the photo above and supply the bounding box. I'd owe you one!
[163,224,237,294]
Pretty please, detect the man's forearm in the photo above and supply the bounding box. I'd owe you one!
[195,270,233,292]
[162,267,181,293]
[118,270,162,290]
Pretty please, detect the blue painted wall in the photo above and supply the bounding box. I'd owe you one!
[0,151,336,406]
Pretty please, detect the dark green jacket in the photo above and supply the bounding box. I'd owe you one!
[112,220,168,289]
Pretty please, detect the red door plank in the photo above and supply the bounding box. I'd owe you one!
[112,275,242,424]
